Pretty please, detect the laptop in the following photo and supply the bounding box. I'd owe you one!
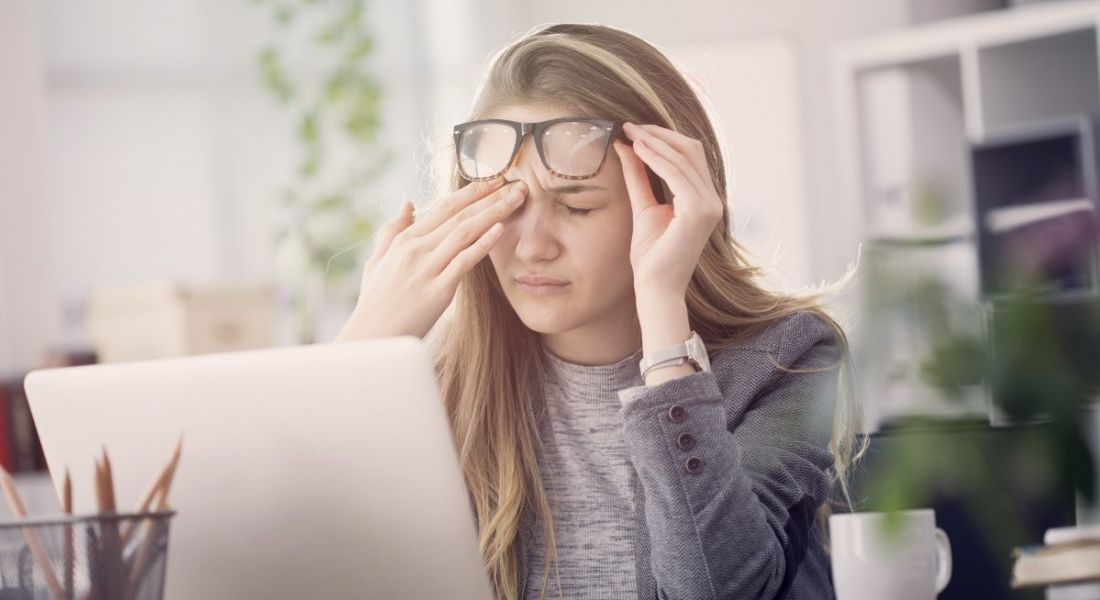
[23,336,494,600]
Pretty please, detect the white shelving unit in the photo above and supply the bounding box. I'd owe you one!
[831,0,1100,429]
[833,0,1100,244]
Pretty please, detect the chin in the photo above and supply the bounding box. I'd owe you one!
[510,303,577,335]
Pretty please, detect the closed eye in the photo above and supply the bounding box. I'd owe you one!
[558,201,594,216]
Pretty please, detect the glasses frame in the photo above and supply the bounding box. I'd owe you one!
[452,117,627,182]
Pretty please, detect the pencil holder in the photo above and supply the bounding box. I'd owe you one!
[0,510,175,600]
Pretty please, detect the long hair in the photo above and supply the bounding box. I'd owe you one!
[423,23,867,600]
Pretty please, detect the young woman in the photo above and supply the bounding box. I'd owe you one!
[337,23,864,600]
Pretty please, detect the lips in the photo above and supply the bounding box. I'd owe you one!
[515,274,570,296]
[516,275,569,286]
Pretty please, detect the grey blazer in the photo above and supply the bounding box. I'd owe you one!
[516,310,841,599]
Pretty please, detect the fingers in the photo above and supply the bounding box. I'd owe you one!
[367,200,415,268]
[405,177,506,238]
[624,124,709,201]
[630,123,711,187]
[631,139,695,200]
[428,183,526,275]
[614,140,659,216]
[436,221,506,289]
[421,180,526,249]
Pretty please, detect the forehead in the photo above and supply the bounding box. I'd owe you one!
[483,104,583,123]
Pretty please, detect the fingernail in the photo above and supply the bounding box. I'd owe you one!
[507,188,524,203]
[514,181,527,193]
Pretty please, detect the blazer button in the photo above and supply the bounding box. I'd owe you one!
[667,404,686,423]
[685,457,704,474]
[676,432,696,451]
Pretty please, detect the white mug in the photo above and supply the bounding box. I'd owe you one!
[829,509,952,600]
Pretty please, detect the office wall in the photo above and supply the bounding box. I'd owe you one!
[0,0,446,376]
[0,1,61,374]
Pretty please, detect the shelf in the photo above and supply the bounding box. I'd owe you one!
[867,212,977,244]
[833,0,1100,430]
[985,197,1096,233]
[835,0,1100,70]
[981,282,1100,303]
[876,383,991,423]
[862,236,982,301]
[971,115,1100,297]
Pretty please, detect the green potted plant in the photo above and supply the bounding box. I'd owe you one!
[854,255,1099,592]
[251,0,395,343]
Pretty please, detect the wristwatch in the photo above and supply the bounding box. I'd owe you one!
[638,331,711,379]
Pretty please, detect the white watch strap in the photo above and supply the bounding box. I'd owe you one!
[638,332,701,378]
[640,342,690,371]
[640,356,689,379]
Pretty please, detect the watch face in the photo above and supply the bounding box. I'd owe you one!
[691,333,711,371]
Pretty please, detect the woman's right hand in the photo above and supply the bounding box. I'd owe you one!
[335,177,528,342]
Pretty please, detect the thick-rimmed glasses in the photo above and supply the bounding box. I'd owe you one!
[453,117,626,182]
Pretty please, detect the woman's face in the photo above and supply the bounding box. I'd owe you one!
[486,104,637,339]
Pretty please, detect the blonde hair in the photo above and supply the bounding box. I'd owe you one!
[425,23,866,600]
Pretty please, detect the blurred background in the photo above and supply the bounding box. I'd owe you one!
[0,0,926,361]
[3,0,1100,597]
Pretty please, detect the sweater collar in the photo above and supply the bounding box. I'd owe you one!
[542,345,644,396]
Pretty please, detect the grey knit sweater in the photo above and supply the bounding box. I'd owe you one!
[516,310,840,599]
[523,345,645,599]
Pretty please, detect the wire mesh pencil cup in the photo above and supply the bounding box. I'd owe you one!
[0,510,175,600]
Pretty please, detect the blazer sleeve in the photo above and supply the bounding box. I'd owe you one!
[616,311,841,599]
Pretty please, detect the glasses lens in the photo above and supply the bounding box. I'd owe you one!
[457,122,517,179]
[542,121,611,178]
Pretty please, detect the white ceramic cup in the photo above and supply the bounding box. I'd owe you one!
[829,509,952,600]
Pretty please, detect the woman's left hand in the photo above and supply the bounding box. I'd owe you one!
[613,122,724,300]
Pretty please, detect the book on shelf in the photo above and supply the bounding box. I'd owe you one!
[984,197,1096,235]
[1012,525,1100,588]
[0,383,11,471]
[0,377,46,472]
[0,348,97,474]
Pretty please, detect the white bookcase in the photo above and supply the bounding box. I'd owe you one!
[831,0,1100,430]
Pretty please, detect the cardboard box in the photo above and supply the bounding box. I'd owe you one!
[87,282,276,363]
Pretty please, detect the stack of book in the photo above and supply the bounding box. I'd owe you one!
[0,376,47,473]
[1013,524,1100,597]
[0,348,96,473]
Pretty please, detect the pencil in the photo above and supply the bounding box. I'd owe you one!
[124,487,171,600]
[99,450,124,600]
[100,450,116,513]
[80,460,108,600]
[0,464,65,600]
[125,438,182,600]
[120,436,181,546]
[92,459,103,509]
[84,526,102,600]
[63,468,73,600]
[92,458,106,600]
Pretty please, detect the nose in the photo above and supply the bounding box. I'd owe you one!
[501,138,561,263]
[512,205,561,264]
